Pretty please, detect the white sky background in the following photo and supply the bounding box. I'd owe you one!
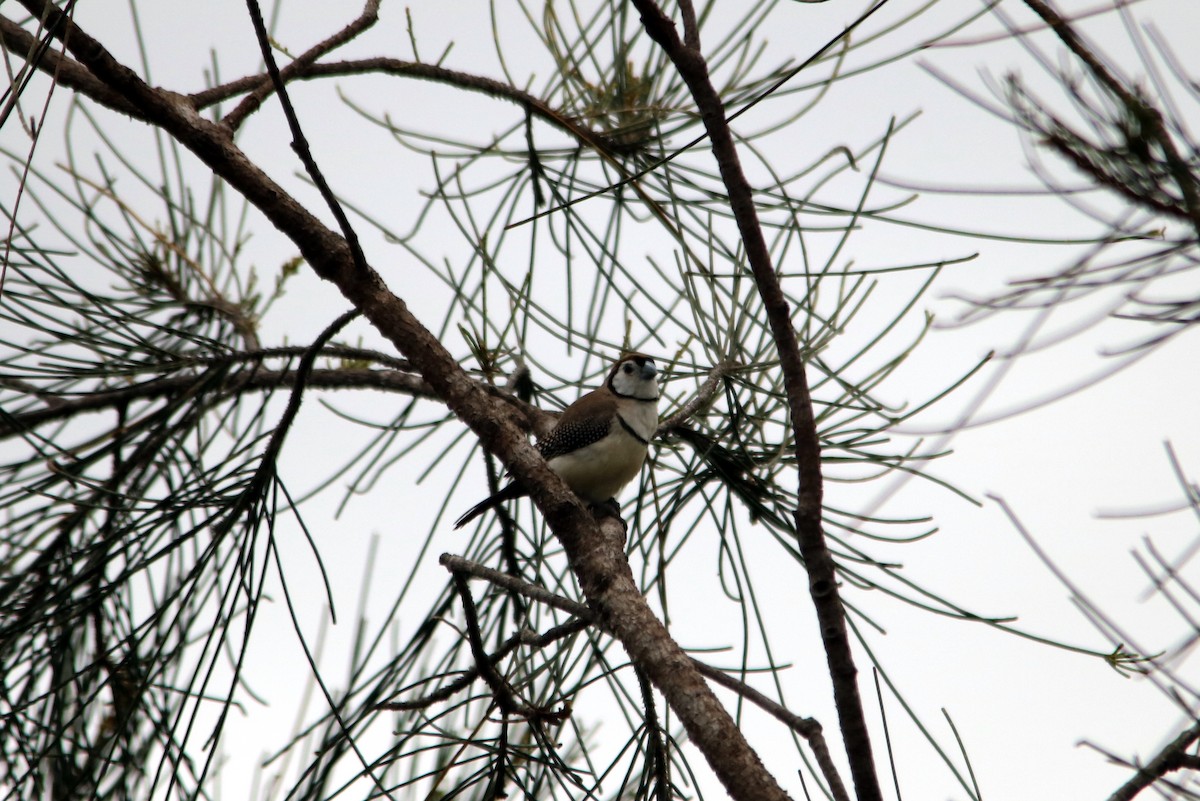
[5,0,1200,799]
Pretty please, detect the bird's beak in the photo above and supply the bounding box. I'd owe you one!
[641,361,658,380]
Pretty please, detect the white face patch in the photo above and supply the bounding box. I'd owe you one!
[610,357,658,400]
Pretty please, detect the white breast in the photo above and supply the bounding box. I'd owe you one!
[619,401,658,443]
[547,403,657,504]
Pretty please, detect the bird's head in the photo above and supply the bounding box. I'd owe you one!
[608,353,659,401]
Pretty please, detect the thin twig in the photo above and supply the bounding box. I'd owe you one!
[655,360,737,435]
[206,58,622,152]
[636,668,672,801]
[243,0,367,274]
[450,571,522,716]
[439,554,590,619]
[377,618,591,712]
[223,0,380,130]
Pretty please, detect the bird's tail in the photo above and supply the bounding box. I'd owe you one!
[453,483,525,529]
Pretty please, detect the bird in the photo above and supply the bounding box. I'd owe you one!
[454,353,660,529]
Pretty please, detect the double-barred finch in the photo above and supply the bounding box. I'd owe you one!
[454,353,660,529]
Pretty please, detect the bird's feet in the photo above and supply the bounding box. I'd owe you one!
[589,498,628,539]
[591,497,621,516]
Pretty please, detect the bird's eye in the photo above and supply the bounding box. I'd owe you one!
[623,363,634,374]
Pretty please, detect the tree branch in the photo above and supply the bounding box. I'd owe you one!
[629,1,882,799]
[214,58,622,154]
[0,15,141,118]
[0,364,434,440]
[1106,719,1200,801]
[1021,0,1200,237]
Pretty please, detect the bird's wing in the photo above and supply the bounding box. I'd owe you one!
[536,389,616,461]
